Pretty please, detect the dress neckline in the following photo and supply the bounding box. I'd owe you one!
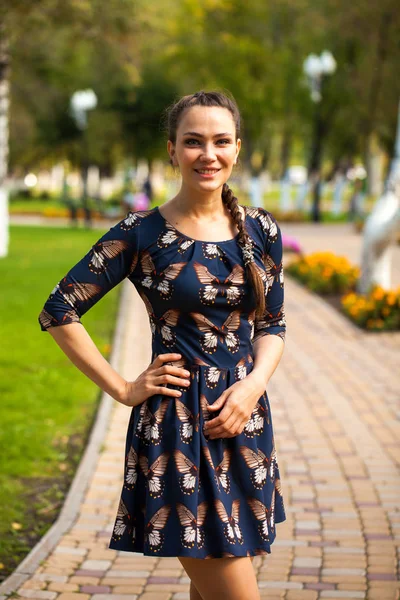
[156,205,247,244]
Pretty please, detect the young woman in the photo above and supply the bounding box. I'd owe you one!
[38,90,287,600]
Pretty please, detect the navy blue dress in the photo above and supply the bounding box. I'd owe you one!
[38,204,287,559]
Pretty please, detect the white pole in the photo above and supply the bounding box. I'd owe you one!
[0,52,9,258]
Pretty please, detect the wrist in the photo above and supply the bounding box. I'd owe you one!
[247,369,269,392]
[114,379,131,405]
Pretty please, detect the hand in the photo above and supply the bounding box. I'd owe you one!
[203,371,267,439]
[119,353,191,408]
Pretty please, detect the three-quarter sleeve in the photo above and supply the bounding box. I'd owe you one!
[38,216,140,332]
[252,212,286,344]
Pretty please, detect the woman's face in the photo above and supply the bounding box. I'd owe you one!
[168,105,241,194]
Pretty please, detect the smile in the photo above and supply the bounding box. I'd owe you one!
[195,168,221,175]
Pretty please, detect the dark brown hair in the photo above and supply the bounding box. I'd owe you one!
[165,90,266,318]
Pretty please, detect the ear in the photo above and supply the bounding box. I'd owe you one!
[235,138,242,164]
[167,140,177,166]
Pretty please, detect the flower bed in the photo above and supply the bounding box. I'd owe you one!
[286,251,400,331]
[341,286,400,331]
[286,251,359,294]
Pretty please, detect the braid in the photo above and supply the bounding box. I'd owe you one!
[221,183,266,319]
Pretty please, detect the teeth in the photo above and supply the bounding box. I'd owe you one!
[197,169,219,174]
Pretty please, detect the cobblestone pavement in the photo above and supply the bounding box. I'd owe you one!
[2,237,400,599]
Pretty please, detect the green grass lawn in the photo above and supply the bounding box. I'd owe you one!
[0,225,121,582]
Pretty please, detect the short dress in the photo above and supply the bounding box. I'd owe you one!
[38,204,287,559]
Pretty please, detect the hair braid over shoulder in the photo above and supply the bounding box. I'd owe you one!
[221,183,266,319]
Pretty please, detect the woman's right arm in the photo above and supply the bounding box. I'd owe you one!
[46,322,189,407]
[46,321,130,404]
[38,214,191,407]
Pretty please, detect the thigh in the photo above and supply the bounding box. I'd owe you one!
[178,555,260,600]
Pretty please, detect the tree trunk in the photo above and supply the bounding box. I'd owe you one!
[0,26,9,258]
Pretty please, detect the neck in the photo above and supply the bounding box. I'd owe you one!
[173,182,228,219]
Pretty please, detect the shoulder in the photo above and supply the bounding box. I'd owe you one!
[111,207,159,237]
[243,205,280,243]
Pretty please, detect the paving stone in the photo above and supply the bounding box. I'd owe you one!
[80,586,112,593]
[319,593,366,598]
[17,593,58,600]
[92,596,138,600]
[80,560,112,571]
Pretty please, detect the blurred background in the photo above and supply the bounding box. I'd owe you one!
[1,0,400,225]
[1,0,400,592]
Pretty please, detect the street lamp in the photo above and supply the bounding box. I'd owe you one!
[303,51,336,222]
[70,89,98,227]
[303,51,336,103]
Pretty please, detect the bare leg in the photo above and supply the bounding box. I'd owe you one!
[179,555,260,600]
[190,580,204,600]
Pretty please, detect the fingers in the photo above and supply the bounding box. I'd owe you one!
[151,384,183,398]
[153,352,182,367]
[154,372,191,388]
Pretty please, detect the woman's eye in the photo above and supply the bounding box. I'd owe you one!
[217,139,231,145]
[185,139,200,145]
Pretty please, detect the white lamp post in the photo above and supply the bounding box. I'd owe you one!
[303,51,336,103]
[70,89,97,227]
[303,50,336,222]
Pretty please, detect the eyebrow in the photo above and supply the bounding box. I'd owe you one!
[182,131,233,137]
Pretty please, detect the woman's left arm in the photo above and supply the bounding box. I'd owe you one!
[205,213,286,438]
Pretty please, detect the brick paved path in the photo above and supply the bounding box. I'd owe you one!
[1,246,399,599]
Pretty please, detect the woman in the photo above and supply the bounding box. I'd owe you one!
[38,90,287,600]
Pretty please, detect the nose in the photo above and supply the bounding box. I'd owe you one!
[199,142,217,162]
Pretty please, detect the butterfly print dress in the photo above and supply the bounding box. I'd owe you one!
[38,204,287,559]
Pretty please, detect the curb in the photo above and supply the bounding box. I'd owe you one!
[0,280,131,597]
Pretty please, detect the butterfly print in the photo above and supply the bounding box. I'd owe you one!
[176,501,208,549]
[56,277,102,308]
[246,207,278,241]
[173,449,199,495]
[124,445,139,490]
[247,497,271,542]
[201,444,221,492]
[175,399,199,444]
[201,243,227,261]
[239,445,269,489]
[157,222,195,254]
[144,504,171,552]
[134,400,148,438]
[139,451,170,498]
[215,448,232,494]
[254,309,286,336]
[193,262,245,306]
[243,400,267,438]
[200,393,212,426]
[38,308,60,329]
[247,310,256,340]
[234,354,254,381]
[256,252,283,293]
[137,399,169,446]
[120,209,153,231]
[139,290,180,347]
[190,311,241,354]
[111,498,134,541]
[269,445,277,480]
[215,498,244,545]
[192,357,228,389]
[88,240,129,275]
[140,250,186,300]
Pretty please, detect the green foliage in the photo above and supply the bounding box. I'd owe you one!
[0,225,120,580]
[5,0,400,175]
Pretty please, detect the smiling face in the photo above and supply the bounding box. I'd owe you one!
[167,105,241,194]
